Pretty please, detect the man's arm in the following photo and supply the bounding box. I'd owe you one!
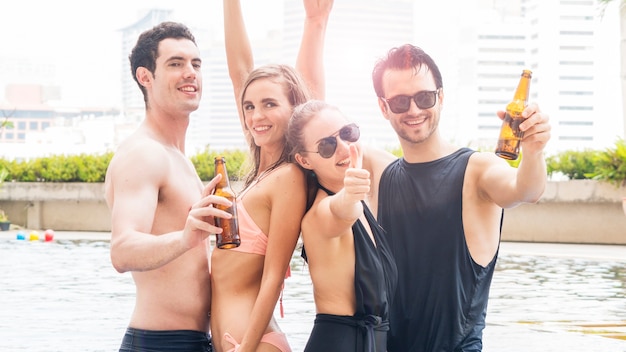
[106,148,229,273]
[362,144,397,216]
[480,103,551,208]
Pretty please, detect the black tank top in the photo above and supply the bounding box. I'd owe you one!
[378,148,501,352]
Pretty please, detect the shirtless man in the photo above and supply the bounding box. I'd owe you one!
[104,22,230,352]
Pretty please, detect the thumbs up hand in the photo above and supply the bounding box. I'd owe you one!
[343,144,370,204]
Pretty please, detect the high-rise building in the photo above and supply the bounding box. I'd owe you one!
[526,0,622,152]
[472,3,532,151]
[5,0,611,159]
[116,0,621,157]
[119,9,173,121]
[284,0,414,149]
[187,28,287,153]
[411,0,621,154]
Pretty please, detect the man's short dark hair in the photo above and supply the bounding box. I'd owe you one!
[372,44,443,99]
[129,22,197,103]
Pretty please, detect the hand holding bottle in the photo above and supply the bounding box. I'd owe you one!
[213,156,241,249]
[495,69,532,160]
[503,103,551,157]
[183,173,233,250]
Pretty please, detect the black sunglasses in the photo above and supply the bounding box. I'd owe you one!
[304,123,360,158]
[381,88,440,114]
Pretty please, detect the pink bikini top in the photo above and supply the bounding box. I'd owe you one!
[229,197,268,256]
[220,181,291,317]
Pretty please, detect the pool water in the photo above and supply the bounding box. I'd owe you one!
[1,237,625,352]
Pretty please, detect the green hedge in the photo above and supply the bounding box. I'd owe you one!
[546,149,600,180]
[190,148,249,181]
[0,149,249,183]
[0,139,625,185]
[0,153,114,182]
[546,138,626,185]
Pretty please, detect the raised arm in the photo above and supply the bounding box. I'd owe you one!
[306,145,369,238]
[510,103,551,202]
[223,0,254,129]
[479,103,551,208]
[296,0,334,100]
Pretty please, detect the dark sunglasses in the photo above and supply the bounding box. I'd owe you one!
[304,123,360,158]
[381,88,440,114]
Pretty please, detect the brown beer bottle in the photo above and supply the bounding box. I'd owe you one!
[214,156,240,249]
[495,69,532,160]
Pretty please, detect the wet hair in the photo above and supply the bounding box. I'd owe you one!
[287,99,341,210]
[129,21,197,104]
[372,44,443,98]
[239,64,312,188]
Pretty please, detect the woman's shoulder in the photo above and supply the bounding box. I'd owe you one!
[263,163,307,207]
[267,162,305,180]
[255,163,307,195]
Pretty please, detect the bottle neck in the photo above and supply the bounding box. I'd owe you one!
[215,161,230,188]
[513,71,532,102]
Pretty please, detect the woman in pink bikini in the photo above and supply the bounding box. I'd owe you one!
[210,1,334,351]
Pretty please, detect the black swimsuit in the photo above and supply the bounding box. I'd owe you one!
[303,185,397,352]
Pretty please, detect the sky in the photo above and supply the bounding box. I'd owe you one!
[0,0,282,107]
[0,0,621,111]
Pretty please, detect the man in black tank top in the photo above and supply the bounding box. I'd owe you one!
[371,44,552,351]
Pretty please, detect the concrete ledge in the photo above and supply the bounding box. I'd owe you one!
[0,180,624,244]
[502,180,626,244]
[0,182,106,201]
[0,182,109,231]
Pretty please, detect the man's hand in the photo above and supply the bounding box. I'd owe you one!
[182,173,233,249]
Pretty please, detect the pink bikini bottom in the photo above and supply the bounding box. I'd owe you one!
[223,331,291,352]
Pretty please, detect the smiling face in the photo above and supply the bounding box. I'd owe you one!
[294,106,360,191]
[138,38,202,116]
[378,64,443,147]
[241,77,293,149]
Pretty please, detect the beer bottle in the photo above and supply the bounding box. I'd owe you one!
[214,156,240,249]
[495,69,532,160]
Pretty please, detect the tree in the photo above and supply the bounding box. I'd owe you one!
[0,108,15,131]
[598,0,626,138]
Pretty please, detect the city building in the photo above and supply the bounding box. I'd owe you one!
[284,0,414,149]
[528,0,622,152]
[0,0,621,161]
[0,83,120,161]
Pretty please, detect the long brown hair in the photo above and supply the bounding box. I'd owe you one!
[239,64,312,188]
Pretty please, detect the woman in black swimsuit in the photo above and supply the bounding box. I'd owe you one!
[287,100,398,352]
